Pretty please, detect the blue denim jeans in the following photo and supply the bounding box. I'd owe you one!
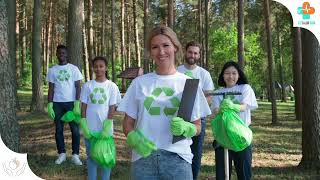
[85,140,111,180]
[53,102,80,154]
[131,149,193,180]
[215,145,252,180]
[190,117,206,180]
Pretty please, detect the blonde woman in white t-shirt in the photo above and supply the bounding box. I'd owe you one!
[80,56,121,180]
[211,61,258,180]
[118,26,211,180]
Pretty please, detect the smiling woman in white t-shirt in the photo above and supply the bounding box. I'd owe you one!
[211,61,258,180]
[118,26,211,180]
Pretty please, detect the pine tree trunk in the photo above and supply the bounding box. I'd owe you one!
[87,0,93,79]
[204,0,209,69]
[237,0,245,69]
[263,0,278,124]
[133,0,141,66]
[67,0,83,68]
[82,8,89,82]
[198,0,203,66]
[8,0,20,111]
[126,0,131,68]
[143,0,149,73]
[276,15,286,102]
[0,0,20,152]
[292,27,302,121]
[167,0,174,29]
[30,0,44,112]
[101,0,105,56]
[44,0,52,77]
[299,29,320,169]
[15,0,20,88]
[121,0,126,90]
[111,0,116,82]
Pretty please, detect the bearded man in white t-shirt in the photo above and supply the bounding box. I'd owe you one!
[177,41,214,180]
[46,45,83,165]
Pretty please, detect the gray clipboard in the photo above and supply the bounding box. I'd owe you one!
[172,79,199,143]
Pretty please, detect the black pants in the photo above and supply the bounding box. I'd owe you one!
[53,102,80,155]
[215,145,252,180]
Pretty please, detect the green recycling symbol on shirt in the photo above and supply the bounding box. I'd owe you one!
[144,87,180,116]
[90,87,107,104]
[226,94,240,104]
[184,71,195,79]
[57,70,71,82]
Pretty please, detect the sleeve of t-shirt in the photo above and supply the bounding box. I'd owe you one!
[117,80,138,120]
[46,68,55,83]
[241,84,258,110]
[72,65,83,81]
[80,83,88,104]
[190,86,212,122]
[202,71,214,91]
[109,83,121,106]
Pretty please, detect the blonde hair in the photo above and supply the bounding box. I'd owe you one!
[147,26,183,64]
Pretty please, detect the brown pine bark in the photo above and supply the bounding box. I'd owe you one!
[30,0,44,112]
[299,29,320,169]
[204,0,209,69]
[143,0,149,73]
[133,0,141,66]
[292,27,302,121]
[237,0,245,69]
[67,0,83,68]
[82,7,89,82]
[263,0,278,124]
[111,0,115,82]
[0,0,20,152]
[167,0,174,29]
[87,0,94,79]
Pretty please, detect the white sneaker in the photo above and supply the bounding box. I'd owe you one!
[71,154,82,165]
[55,153,66,165]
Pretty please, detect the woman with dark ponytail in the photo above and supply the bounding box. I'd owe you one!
[80,56,121,180]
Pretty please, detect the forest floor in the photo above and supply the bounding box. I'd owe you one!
[17,90,320,179]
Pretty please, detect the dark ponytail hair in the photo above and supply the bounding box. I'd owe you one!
[92,56,109,79]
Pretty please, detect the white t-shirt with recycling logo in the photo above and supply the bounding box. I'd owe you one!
[80,80,121,134]
[117,72,212,163]
[46,63,83,102]
[177,65,214,92]
[212,84,258,126]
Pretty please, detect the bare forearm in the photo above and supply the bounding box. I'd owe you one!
[240,104,247,111]
[81,103,87,118]
[192,119,201,135]
[75,80,81,100]
[108,105,116,119]
[122,114,135,136]
[48,83,54,102]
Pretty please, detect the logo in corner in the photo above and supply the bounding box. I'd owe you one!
[297,2,316,25]
[2,157,26,176]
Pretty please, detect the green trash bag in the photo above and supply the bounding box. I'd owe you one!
[211,110,252,152]
[90,136,116,168]
[61,111,81,123]
[61,111,75,122]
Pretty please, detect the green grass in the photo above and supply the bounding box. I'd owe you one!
[17,93,320,179]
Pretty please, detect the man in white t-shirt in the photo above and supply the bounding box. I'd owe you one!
[177,41,214,180]
[46,45,83,165]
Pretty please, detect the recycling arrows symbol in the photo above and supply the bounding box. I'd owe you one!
[90,87,107,104]
[57,69,71,82]
[144,87,180,116]
[184,71,195,79]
